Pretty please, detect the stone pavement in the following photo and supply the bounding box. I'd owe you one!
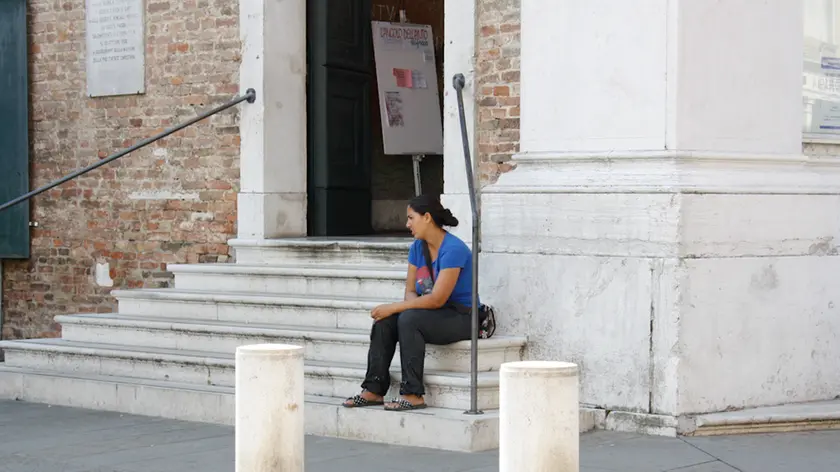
[1,400,839,472]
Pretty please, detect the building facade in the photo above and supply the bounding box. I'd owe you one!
[1,0,839,437]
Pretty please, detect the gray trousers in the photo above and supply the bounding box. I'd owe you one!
[360,307,472,396]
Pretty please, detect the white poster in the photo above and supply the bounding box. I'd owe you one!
[371,21,443,155]
[804,0,840,137]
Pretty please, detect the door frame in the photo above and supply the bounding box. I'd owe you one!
[235,0,479,240]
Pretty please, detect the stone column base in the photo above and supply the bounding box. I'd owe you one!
[479,154,840,417]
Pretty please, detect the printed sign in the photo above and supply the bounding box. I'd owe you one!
[804,0,840,138]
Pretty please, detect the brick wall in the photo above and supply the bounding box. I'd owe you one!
[476,0,520,186]
[1,0,240,340]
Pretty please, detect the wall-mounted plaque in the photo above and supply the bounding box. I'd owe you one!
[85,0,145,97]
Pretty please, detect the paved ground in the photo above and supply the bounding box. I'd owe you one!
[1,401,839,471]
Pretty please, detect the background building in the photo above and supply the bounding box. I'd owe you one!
[0,0,838,449]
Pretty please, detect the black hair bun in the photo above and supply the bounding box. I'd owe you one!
[440,208,459,227]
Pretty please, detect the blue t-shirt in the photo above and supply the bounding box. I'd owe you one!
[408,232,479,307]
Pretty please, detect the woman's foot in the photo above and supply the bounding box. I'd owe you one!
[384,394,427,411]
[342,390,384,408]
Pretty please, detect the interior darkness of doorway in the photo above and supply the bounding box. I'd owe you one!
[306,0,445,237]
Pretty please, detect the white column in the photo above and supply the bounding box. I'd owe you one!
[482,0,829,427]
[500,361,579,472]
[441,0,477,242]
[235,344,305,472]
[238,0,307,239]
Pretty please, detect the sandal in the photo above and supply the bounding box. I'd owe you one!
[342,393,385,408]
[383,398,427,411]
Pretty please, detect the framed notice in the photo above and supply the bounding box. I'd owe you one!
[85,0,145,97]
[804,0,840,140]
[371,21,443,155]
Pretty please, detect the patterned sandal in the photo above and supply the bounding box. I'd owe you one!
[342,393,385,408]
[383,398,427,411]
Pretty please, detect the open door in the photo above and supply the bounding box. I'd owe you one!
[307,0,374,236]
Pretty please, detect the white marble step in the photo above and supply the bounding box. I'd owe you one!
[0,339,501,410]
[228,237,413,266]
[55,314,526,373]
[0,365,500,452]
[167,263,406,298]
[684,399,840,436]
[113,288,384,331]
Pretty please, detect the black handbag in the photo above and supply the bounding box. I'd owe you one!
[421,240,496,339]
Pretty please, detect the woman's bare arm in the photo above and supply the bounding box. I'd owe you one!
[404,264,419,301]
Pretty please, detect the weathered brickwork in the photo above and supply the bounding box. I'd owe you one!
[1,0,240,340]
[476,0,520,185]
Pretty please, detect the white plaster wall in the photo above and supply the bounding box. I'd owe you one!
[677,255,840,414]
[481,191,840,417]
[669,0,803,155]
[480,252,655,411]
[480,192,684,412]
[520,0,667,153]
[674,192,840,414]
[480,193,680,257]
[679,194,840,258]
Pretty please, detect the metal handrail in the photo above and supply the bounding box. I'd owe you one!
[0,88,257,213]
[453,73,483,415]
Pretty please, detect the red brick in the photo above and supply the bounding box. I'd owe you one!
[476,0,521,186]
[492,86,510,97]
[2,0,240,341]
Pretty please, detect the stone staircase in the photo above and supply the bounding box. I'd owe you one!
[0,237,530,451]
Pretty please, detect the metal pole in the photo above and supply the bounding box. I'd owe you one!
[412,154,424,196]
[453,73,482,415]
[0,89,257,213]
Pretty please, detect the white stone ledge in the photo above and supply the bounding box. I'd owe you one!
[481,192,840,258]
[484,150,840,195]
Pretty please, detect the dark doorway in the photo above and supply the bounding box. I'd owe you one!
[306,0,374,236]
[306,0,445,237]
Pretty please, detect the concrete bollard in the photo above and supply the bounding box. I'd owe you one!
[499,361,579,472]
[235,344,305,472]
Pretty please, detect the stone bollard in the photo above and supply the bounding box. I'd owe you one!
[235,344,305,472]
[499,361,579,472]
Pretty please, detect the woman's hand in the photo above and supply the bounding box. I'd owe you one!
[371,303,398,321]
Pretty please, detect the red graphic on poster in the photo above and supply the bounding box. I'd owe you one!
[393,68,413,88]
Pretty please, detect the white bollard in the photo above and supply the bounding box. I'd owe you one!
[500,361,579,472]
[235,344,305,472]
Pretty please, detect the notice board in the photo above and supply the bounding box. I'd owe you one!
[371,21,443,155]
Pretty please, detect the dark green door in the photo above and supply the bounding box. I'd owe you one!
[0,0,30,259]
[307,0,373,236]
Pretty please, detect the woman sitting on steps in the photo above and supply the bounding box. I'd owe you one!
[342,194,479,411]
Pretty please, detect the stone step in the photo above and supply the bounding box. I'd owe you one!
[228,237,413,266]
[54,314,526,373]
[113,288,385,331]
[0,366,604,451]
[681,399,840,436]
[0,339,501,410]
[167,263,406,298]
[0,365,499,452]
